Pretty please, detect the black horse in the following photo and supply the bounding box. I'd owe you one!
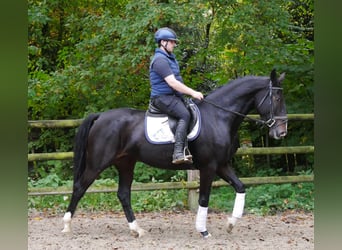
[62,69,287,238]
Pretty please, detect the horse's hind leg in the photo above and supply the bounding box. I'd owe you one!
[216,165,246,233]
[116,160,145,237]
[62,165,102,233]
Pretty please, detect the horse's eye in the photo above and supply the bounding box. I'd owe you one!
[273,96,280,102]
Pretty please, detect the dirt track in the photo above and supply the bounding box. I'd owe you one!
[28,210,313,250]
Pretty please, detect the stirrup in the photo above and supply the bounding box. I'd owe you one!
[172,158,190,164]
[172,147,193,164]
[172,156,193,164]
[184,147,193,161]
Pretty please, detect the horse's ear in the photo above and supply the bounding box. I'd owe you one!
[270,69,277,83]
[270,69,285,85]
[278,72,286,83]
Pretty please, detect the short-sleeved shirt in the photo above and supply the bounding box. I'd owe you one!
[151,56,173,79]
[149,48,183,97]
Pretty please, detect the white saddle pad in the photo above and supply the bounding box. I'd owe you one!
[144,106,201,144]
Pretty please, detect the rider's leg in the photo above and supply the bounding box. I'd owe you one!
[151,95,192,164]
[172,118,192,164]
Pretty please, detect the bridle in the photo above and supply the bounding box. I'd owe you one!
[202,81,288,128]
[256,80,288,128]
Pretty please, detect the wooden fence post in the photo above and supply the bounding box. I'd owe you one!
[187,170,200,212]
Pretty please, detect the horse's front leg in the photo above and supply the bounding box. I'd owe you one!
[195,168,215,238]
[217,165,246,233]
[117,163,146,238]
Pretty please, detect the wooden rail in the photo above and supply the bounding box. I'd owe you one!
[27,114,314,128]
[28,175,314,196]
[27,146,314,162]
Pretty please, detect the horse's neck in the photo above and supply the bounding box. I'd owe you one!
[209,84,261,115]
[206,79,266,133]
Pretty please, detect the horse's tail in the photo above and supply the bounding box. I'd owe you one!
[73,113,100,183]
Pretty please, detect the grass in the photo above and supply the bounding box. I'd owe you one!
[28,175,314,216]
[210,182,314,215]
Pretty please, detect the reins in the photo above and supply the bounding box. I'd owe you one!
[201,81,287,128]
[202,98,270,126]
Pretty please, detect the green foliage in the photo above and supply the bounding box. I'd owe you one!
[28,173,71,188]
[97,163,187,183]
[28,189,189,214]
[209,182,313,215]
[28,174,313,215]
[133,162,187,183]
[28,127,75,180]
[131,190,187,212]
[246,182,314,215]
[28,0,314,119]
[28,174,188,213]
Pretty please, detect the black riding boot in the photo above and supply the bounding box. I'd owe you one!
[172,119,193,164]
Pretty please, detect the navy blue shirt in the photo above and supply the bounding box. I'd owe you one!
[149,48,184,97]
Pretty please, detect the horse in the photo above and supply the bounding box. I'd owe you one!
[62,69,288,238]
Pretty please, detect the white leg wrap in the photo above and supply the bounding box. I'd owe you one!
[128,220,138,231]
[61,212,72,233]
[128,220,145,237]
[227,193,245,233]
[195,205,208,233]
[232,192,245,218]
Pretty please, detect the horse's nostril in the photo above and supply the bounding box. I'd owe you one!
[279,131,287,137]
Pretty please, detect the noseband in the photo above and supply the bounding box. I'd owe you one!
[202,81,287,128]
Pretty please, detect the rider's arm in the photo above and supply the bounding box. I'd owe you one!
[164,75,203,100]
[152,57,203,100]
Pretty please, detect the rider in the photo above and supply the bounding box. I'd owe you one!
[149,27,204,164]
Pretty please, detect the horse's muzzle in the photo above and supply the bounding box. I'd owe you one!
[269,119,288,139]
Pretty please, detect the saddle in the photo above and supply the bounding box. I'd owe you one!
[144,98,201,144]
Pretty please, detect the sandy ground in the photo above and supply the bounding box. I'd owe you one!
[28,210,313,250]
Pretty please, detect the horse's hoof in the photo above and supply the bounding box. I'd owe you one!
[226,223,234,233]
[130,230,139,238]
[227,216,237,233]
[137,228,146,238]
[130,228,146,238]
[61,227,71,233]
[200,231,212,239]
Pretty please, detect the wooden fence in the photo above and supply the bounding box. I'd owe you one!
[28,175,314,196]
[28,114,314,162]
[28,114,314,203]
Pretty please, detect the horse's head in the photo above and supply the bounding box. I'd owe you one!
[255,69,288,139]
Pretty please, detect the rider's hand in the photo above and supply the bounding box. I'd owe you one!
[192,91,204,100]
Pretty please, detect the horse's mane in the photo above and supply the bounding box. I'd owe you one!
[206,75,269,99]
